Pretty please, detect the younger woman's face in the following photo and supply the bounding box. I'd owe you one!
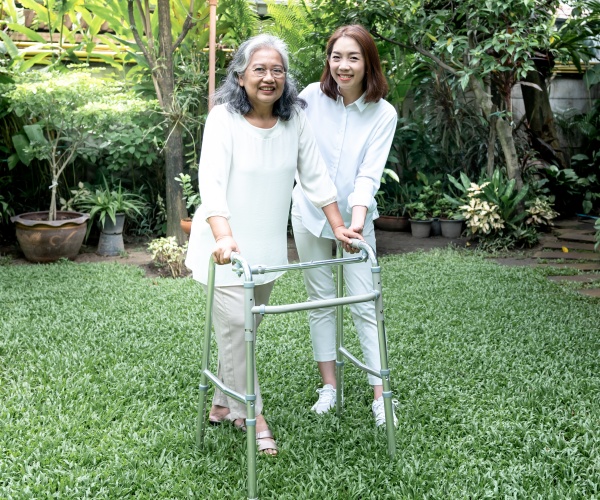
[328,36,365,101]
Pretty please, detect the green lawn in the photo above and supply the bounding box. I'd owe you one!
[1,250,599,499]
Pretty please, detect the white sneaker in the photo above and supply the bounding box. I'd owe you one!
[372,396,398,428]
[311,384,337,414]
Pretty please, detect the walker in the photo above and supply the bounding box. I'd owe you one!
[196,239,396,500]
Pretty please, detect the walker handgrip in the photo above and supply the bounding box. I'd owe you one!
[349,239,377,265]
[230,251,253,281]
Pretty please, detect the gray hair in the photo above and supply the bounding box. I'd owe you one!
[213,34,305,121]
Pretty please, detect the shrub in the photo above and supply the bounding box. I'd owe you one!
[148,237,188,278]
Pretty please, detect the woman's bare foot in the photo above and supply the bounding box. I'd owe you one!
[208,404,230,424]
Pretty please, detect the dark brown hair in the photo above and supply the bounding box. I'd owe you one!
[320,25,388,103]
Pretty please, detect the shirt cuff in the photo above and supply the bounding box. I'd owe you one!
[198,204,230,221]
[347,193,377,214]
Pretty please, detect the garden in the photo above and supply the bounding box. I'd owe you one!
[1,0,600,497]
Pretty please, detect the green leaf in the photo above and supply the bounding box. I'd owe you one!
[11,133,33,166]
[6,23,48,43]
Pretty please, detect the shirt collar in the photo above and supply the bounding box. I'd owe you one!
[336,91,368,112]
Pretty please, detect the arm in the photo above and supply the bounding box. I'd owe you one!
[198,107,238,264]
[348,109,398,228]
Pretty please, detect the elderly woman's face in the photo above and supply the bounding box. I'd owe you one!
[238,48,285,112]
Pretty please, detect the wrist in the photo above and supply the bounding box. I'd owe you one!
[215,234,232,242]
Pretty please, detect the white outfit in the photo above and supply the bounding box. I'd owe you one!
[292,83,397,385]
[186,103,337,286]
[185,103,338,418]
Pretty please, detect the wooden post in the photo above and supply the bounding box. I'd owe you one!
[208,0,217,111]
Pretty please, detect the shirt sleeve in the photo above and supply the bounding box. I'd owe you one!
[295,109,338,208]
[197,106,233,220]
[348,107,398,212]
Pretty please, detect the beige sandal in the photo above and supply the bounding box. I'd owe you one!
[256,430,278,456]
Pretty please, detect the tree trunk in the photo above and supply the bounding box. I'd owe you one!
[156,0,186,244]
[496,118,523,189]
[470,75,522,188]
[521,67,566,169]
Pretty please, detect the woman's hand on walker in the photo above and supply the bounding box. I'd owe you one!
[212,235,239,265]
[333,226,364,253]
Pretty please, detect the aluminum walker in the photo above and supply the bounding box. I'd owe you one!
[196,239,395,500]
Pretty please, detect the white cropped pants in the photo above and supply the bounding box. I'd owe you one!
[292,214,382,385]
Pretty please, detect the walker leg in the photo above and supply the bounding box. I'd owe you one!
[197,259,217,448]
[335,244,344,418]
[244,282,258,500]
[372,266,396,458]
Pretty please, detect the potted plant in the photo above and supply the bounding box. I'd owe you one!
[434,197,465,238]
[374,169,410,231]
[6,70,157,262]
[73,180,148,256]
[406,201,433,238]
[174,173,201,235]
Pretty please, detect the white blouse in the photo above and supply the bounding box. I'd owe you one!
[185,104,337,286]
[292,82,397,238]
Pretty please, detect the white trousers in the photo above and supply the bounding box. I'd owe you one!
[207,282,275,420]
[292,215,382,385]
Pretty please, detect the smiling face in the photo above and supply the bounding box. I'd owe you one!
[328,36,365,105]
[238,48,286,114]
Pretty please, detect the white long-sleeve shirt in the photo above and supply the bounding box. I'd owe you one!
[185,104,337,286]
[292,82,397,238]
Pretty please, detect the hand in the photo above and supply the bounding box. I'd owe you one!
[212,235,239,265]
[333,226,364,254]
[348,222,364,235]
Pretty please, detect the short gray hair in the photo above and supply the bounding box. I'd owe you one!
[213,34,305,120]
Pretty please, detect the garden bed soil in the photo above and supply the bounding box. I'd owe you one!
[1,230,471,280]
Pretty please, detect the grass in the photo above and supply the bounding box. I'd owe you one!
[1,249,599,499]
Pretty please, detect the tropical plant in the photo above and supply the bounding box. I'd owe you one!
[263,0,326,89]
[405,201,431,221]
[449,170,541,249]
[525,196,559,227]
[0,192,13,224]
[3,70,158,221]
[174,173,201,218]
[73,179,148,236]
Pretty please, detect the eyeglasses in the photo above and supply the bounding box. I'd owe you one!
[250,66,286,79]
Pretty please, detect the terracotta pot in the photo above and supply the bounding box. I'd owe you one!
[11,211,90,263]
[374,215,410,232]
[180,217,192,235]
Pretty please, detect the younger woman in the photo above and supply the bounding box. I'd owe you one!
[292,25,398,426]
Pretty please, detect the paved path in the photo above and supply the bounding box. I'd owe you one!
[494,218,600,298]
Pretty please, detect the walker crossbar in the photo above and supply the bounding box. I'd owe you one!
[196,239,396,500]
[338,346,381,378]
[249,252,367,275]
[251,292,379,315]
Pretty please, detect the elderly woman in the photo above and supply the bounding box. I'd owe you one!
[292,25,398,427]
[185,34,361,456]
